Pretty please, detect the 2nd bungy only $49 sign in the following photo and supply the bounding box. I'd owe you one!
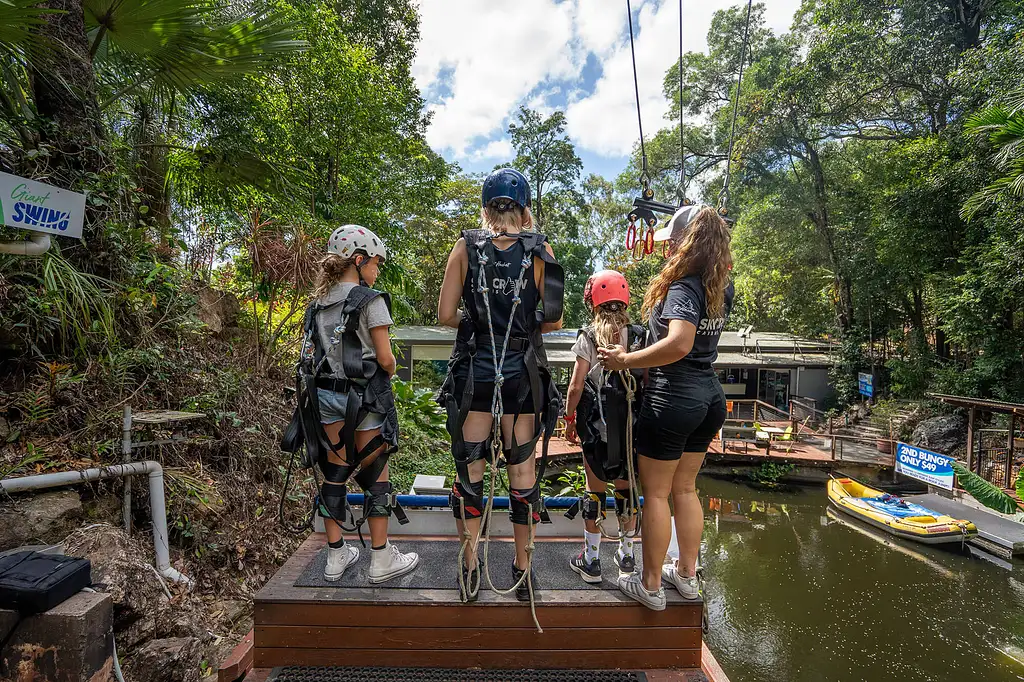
[0,171,86,239]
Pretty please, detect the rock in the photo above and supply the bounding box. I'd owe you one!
[62,525,168,649]
[213,599,250,631]
[126,637,202,682]
[195,288,240,335]
[911,414,968,456]
[0,490,82,551]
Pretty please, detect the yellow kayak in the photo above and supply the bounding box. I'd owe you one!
[828,477,978,545]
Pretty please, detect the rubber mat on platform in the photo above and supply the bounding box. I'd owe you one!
[293,539,644,591]
[267,666,658,681]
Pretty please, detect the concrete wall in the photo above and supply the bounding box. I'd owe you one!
[794,367,833,406]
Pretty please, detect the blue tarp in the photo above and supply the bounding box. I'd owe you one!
[861,494,936,519]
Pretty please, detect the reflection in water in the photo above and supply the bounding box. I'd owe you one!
[698,476,1024,682]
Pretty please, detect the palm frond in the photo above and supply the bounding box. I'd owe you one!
[0,0,57,60]
[87,0,305,106]
[952,462,1019,515]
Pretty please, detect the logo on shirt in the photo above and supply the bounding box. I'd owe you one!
[671,298,699,320]
[698,317,726,335]
[492,276,518,296]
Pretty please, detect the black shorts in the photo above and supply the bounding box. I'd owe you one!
[452,378,536,414]
[636,370,726,461]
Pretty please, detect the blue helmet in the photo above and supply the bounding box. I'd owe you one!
[481,168,531,209]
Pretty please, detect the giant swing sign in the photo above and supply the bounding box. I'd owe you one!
[0,171,86,239]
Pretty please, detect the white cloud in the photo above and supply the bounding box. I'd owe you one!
[470,139,514,162]
[414,0,804,164]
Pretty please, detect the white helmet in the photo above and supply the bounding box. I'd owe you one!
[326,224,387,263]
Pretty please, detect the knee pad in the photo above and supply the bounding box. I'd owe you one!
[318,482,349,523]
[363,480,395,519]
[582,490,607,521]
[615,487,638,518]
[451,479,485,520]
[509,486,542,526]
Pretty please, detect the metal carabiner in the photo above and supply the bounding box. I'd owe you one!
[625,220,637,251]
[632,238,646,261]
[643,225,655,255]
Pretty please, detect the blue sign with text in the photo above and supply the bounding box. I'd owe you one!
[895,442,955,490]
[858,372,874,397]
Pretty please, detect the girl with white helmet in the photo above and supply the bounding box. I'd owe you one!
[302,224,418,584]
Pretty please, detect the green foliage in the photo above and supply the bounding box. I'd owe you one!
[952,462,1018,516]
[748,462,795,487]
[556,465,586,498]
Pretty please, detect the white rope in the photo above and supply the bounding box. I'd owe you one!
[456,237,543,632]
[595,368,641,540]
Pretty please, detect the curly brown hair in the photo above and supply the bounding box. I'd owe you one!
[641,206,732,321]
[312,253,359,299]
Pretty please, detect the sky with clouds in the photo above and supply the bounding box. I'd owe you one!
[412,0,802,181]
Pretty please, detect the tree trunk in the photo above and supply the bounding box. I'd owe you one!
[30,0,103,181]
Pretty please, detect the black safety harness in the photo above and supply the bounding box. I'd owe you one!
[437,228,564,621]
[280,285,407,539]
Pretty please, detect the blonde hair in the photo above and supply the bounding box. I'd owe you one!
[592,304,631,348]
[312,253,358,299]
[642,206,732,320]
[480,205,534,234]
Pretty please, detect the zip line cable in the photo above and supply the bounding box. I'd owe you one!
[625,0,650,192]
[677,0,687,203]
[718,0,754,215]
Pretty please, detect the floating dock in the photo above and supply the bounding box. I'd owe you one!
[910,493,1024,560]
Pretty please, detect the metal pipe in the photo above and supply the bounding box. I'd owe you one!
[0,462,191,585]
[0,233,51,256]
[344,493,645,509]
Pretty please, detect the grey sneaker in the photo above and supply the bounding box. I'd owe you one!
[324,543,359,582]
[662,559,700,599]
[617,572,666,611]
[615,548,636,573]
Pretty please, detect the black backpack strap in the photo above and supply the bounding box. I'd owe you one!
[339,286,384,381]
[521,232,563,324]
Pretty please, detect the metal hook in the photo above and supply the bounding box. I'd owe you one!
[625,220,637,251]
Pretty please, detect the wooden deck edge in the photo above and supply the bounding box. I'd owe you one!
[244,666,708,681]
[701,642,731,682]
[218,629,254,682]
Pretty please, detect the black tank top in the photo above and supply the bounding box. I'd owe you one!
[461,238,531,380]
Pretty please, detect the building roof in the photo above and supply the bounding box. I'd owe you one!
[395,325,833,369]
[929,393,1024,415]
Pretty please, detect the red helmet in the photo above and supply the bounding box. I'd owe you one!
[584,270,629,310]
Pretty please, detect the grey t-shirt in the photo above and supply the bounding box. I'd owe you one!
[316,282,393,377]
[571,327,628,386]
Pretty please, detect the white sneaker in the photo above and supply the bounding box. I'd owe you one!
[617,572,666,611]
[324,543,359,582]
[368,542,420,584]
[662,558,700,599]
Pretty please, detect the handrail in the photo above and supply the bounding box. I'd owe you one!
[1,462,191,585]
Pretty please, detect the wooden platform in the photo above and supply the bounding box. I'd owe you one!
[254,533,705,672]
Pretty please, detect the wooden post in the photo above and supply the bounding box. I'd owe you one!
[829,420,836,461]
[1007,413,1017,490]
[967,406,977,474]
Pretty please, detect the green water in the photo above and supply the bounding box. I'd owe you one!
[697,477,1024,682]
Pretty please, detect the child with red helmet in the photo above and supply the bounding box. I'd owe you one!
[563,270,647,584]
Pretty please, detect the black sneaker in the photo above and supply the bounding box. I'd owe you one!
[458,561,481,603]
[570,552,602,583]
[615,548,636,573]
[511,563,535,602]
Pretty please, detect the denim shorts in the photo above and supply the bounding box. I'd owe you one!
[317,389,385,430]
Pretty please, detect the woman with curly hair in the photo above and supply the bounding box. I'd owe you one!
[599,205,733,611]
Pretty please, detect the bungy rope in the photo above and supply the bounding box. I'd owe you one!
[595,368,642,541]
[454,239,543,633]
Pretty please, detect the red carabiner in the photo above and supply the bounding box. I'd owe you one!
[644,226,655,255]
[661,241,667,259]
[625,221,637,251]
